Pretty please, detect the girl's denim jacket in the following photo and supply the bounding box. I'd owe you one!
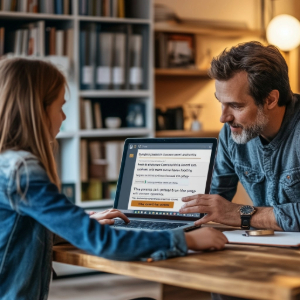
[0,150,187,300]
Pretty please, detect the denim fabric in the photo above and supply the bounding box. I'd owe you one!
[211,94,300,232]
[0,150,187,300]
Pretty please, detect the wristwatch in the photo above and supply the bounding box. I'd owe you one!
[239,205,256,229]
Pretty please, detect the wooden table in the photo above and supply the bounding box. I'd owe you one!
[53,242,300,300]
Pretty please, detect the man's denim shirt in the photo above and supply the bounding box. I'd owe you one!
[211,94,300,232]
[0,150,187,300]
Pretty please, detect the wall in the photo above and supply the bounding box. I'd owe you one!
[154,0,299,205]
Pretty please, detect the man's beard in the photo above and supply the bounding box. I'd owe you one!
[228,107,268,144]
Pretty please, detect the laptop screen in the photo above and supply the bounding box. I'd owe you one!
[114,138,217,221]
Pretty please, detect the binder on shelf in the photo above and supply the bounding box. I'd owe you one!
[96,32,113,89]
[104,141,121,181]
[129,34,143,90]
[112,33,126,89]
[80,23,96,90]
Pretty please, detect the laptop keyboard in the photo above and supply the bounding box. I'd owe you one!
[112,219,188,230]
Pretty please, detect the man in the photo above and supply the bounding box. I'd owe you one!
[180,41,300,233]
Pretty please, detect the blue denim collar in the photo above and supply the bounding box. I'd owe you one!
[257,94,300,151]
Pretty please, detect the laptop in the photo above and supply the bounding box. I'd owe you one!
[112,138,218,231]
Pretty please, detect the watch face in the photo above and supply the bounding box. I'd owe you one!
[240,205,254,215]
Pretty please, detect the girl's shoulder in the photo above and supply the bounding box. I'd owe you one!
[0,150,41,179]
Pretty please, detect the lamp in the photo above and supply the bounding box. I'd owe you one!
[266,14,300,51]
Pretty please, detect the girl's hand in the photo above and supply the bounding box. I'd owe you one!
[88,209,130,225]
[185,227,228,251]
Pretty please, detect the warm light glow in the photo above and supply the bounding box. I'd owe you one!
[266,14,300,51]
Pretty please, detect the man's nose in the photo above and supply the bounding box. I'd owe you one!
[220,110,233,124]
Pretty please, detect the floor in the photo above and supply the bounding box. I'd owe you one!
[48,273,212,300]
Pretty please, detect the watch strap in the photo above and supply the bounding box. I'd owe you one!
[241,215,252,229]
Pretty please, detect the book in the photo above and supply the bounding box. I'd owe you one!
[111,0,117,17]
[37,21,45,57]
[104,141,120,181]
[65,28,74,61]
[55,0,63,14]
[112,33,126,89]
[0,27,4,57]
[55,30,64,56]
[63,0,69,14]
[14,29,22,56]
[93,102,103,128]
[129,34,143,89]
[102,0,110,17]
[49,27,56,55]
[21,29,28,56]
[80,139,88,182]
[96,32,114,89]
[83,99,93,130]
[89,141,102,162]
[117,0,124,18]
[95,0,101,16]
[80,98,86,129]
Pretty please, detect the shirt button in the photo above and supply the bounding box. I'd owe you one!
[245,171,248,175]
[287,175,291,180]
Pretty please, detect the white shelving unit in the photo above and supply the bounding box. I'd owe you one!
[0,0,154,209]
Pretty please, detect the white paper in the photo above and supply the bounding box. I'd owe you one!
[223,230,300,247]
[97,66,111,84]
[130,67,143,85]
[112,67,124,84]
[82,66,93,84]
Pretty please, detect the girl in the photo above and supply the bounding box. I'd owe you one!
[0,58,227,300]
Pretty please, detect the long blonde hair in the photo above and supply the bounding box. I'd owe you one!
[0,58,67,187]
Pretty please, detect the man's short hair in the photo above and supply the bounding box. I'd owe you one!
[208,41,293,107]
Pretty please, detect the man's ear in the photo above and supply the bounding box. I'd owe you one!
[265,90,279,110]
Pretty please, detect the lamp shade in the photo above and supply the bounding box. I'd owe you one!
[266,14,300,51]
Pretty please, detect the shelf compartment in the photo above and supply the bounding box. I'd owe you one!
[155,68,209,77]
[155,130,219,138]
[79,128,152,137]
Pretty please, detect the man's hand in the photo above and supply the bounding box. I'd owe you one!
[185,227,228,251]
[88,209,130,225]
[179,194,241,226]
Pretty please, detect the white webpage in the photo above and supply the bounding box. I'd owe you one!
[128,148,212,212]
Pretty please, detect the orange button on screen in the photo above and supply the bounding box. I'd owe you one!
[131,200,174,208]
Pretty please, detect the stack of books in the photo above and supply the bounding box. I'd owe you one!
[0,0,71,14]
[79,0,125,17]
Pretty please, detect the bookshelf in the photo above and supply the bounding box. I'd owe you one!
[154,21,261,138]
[0,0,154,209]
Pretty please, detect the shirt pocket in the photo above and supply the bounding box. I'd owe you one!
[235,165,265,202]
[279,168,300,202]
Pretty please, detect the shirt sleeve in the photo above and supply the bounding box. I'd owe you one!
[210,125,239,201]
[8,157,187,261]
[273,204,300,232]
